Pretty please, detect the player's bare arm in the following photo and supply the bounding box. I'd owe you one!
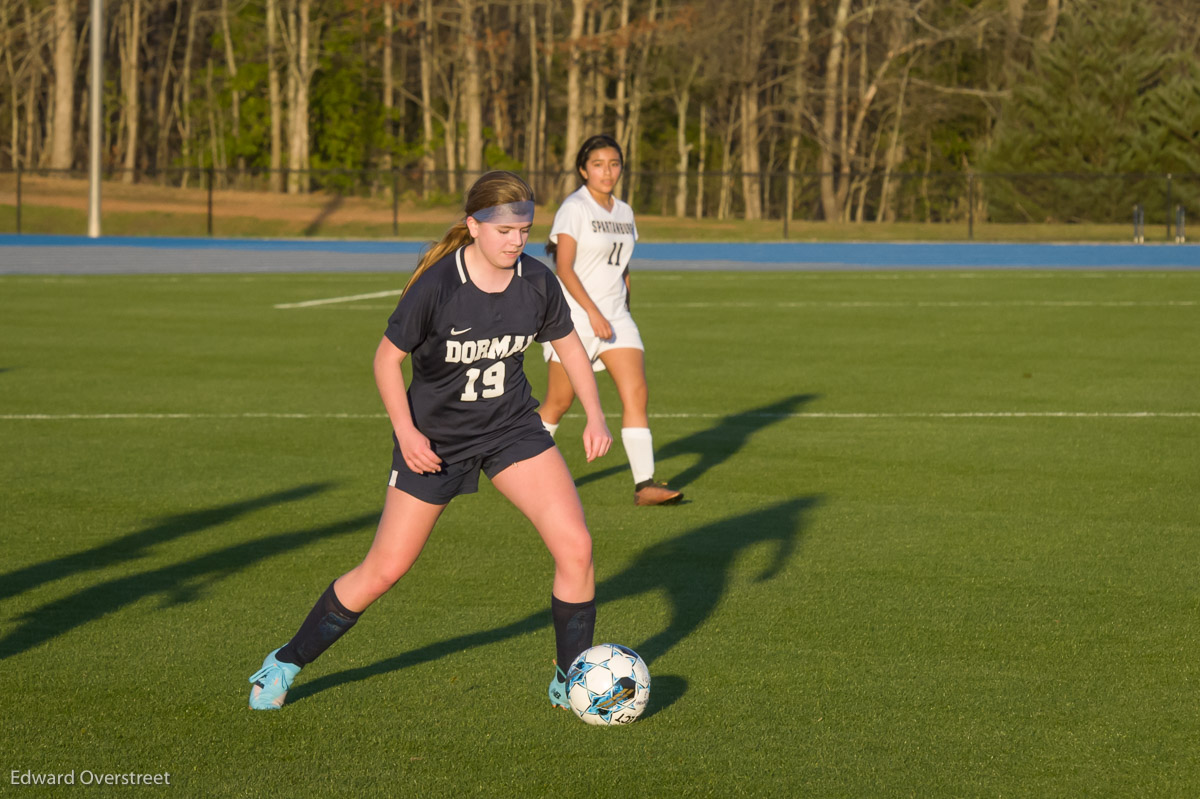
[548,330,612,462]
[373,336,442,474]
[554,234,614,340]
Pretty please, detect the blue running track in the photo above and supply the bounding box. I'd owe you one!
[1,234,1198,274]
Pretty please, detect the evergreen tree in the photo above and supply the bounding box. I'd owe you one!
[982,0,1200,223]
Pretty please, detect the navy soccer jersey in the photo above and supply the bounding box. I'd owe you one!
[384,246,574,463]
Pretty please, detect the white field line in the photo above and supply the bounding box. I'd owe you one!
[3,411,1198,421]
[633,272,1187,281]
[274,289,403,309]
[635,300,1197,309]
[275,296,1197,311]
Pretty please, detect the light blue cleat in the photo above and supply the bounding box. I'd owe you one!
[548,663,570,709]
[248,648,302,710]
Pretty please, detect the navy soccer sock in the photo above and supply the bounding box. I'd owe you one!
[551,595,596,675]
[276,581,362,667]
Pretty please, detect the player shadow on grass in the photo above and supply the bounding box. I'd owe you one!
[0,493,374,661]
[289,496,819,712]
[572,393,817,492]
[0,482,331,603]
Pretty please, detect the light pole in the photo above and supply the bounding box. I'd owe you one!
[87,0,103,238]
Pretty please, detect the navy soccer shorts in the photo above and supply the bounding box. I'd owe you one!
[388,428,555,505]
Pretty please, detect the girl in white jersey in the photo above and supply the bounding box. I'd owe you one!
[540,134,683,507]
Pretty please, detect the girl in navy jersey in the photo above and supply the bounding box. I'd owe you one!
[540,134,682,506]
[248,171,611,711]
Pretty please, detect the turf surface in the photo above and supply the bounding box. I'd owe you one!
[1,269,1198,796]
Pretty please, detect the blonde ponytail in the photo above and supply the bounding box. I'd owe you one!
[402,222,473,297]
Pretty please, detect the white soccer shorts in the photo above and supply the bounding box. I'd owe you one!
[542,307,644,373]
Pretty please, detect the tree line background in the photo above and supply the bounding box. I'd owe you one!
[2,0,1199,223]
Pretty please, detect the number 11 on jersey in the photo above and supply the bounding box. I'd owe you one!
[607,242,624,266]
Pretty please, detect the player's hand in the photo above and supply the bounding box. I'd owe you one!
[398,428,443,473]
[587,309,614,341]
[582,417,612,463]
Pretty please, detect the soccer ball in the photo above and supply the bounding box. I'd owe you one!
[565,643,651,726]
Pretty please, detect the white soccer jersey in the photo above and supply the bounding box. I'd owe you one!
[549,185,638,321]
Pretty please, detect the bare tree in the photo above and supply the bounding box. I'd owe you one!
[282,0,319,193]
[814,0,984,223]
[205,54,223,174]
[267,0,282,190]
[49,0,74,169]
[1002,0,1027,84]
[1040,0,1060,43]
[716,93,736,220]
[537,0,553,194]
[523,0,540,184]
[174,0,199,185]
[1,0,1155,227]
[434,5,459,190]
[785,0,811,226]
[2,0,32,167]
[120,0,144,182]
[818,0,851,222]
[381,0,393,172]
[407,0,467,191]
[1,0,14,167]
[877,55,915,222]
[219,0,242,175]
[660,3,704,217]
[461,0,482,173]
[22,0,49,168]
[694,102,706,218]
[482,4,515,159]
[621,0,657,201]
[561,0,585,190]
[737,0,769,220]
[417,0,435,193]
[153,0,183,175]
[669,53,699,217]
[613,0,631,145]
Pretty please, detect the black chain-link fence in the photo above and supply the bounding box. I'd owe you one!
[1,166,1195,240]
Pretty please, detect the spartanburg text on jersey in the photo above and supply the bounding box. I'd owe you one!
[549,184,638,321]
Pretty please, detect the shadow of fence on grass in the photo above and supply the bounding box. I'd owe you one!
[574,393,817,491]
[289,496,819,706]
[0,489,372,661]
[0,483,331,603]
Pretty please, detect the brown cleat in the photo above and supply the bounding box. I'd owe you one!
[634,479,683,506]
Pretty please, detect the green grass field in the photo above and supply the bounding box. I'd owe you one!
[2,268,1198,797]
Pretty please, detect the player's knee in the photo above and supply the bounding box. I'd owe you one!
[620,381,648,411]
[555,534,593,579]
[543,394,573,418]
[363,561,408,597]
[557,557,594,592]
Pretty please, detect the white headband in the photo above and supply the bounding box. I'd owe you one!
[468,200,535,224]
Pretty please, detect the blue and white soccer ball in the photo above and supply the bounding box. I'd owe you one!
[565,643,651,726]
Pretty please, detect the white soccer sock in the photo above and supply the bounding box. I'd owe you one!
[621,427,655,485]
[542,419,559,438]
